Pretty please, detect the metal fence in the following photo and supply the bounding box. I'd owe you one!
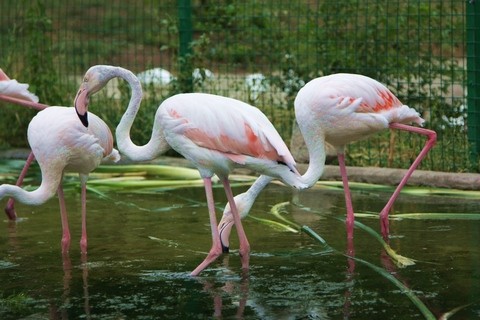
[1,0,478,173]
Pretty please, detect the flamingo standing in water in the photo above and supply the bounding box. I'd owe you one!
[218,73,437,249]
[73,65,307,276]
[0,70,120,253]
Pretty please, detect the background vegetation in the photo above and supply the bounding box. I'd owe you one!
[0,0,474,172]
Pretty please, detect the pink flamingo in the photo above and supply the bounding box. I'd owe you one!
[218,73,437,248]
[0,70,120,253]
[73,65,307,275]
[0,69,49,219]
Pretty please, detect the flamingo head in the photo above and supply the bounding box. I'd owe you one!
[218,213,234,254]
[74,65,117,127]
[217,192,254,253]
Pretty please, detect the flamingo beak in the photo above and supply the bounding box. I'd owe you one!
[218,214,234,253]
[74,85,89,127]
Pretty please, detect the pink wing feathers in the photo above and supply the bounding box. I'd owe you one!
[301,73,424,126]
[160,93,297,168]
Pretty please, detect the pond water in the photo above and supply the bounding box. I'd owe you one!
[1,164,480,319]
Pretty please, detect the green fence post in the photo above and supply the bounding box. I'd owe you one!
[177,0,193,92]
[467,0,480,163]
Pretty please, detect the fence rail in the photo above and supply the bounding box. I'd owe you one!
[0,0,477,173]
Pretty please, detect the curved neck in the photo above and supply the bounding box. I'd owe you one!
[244,175,273,210]
[0,170,61,205]
[300,128,327,188]
[113,67,169,161]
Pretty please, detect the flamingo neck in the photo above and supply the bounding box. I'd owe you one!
[299,126,327,188]
[239,175,274,217]
[0,170,61,205]
[113,68,170,161]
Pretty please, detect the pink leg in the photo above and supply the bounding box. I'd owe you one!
[380,123,437,237]
[5,151,36,220]
[191,178,223,276]
[221,178,250,270]
[57,184,71,253]
[80,175,88,254]
[337,152,355,239]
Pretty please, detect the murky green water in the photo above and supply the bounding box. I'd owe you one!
[1,165,480,319]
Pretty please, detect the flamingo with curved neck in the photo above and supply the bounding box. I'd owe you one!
[0,68,120,253]
[218,73,437,248]
[73,65,307,275]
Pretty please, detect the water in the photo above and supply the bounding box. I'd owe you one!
[1,173,480,319]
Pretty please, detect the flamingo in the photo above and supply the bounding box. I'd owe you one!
[73,65,307,275]
[0,68,50,219]
[0,71,120,253]
[218,73,437,249]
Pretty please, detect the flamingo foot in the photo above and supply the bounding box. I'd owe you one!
[239,249,250,271]
[380,210,390,240]
[191,244,223,276]
[4,199,17,220]
[237,239,251,271]
[5,199,17,220]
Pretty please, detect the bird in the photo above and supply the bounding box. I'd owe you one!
[218,73,437,248]
[0,100,120,253]
[73,65,307,276]
[0,68,49,219]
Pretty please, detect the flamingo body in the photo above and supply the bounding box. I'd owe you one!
[157,93,303,186]
[74,65,306,275]
[0,106,119,251]
[219,73,436,245]
[295,73,423,149]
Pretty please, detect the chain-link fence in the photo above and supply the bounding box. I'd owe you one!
[1,0,477,173]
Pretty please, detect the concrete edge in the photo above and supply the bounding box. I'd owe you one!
[1,149,479,190]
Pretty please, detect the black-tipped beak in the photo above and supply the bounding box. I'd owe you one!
[219,221,232,254]
[76,108,89,127]
[222,243,230,254]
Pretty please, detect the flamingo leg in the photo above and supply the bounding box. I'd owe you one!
[380,123,437,237]
[57,183,71,253]
[5,151,36,220]
[337,152,355,239]
[80,174,88,254]
[191,178,223,276]
[221,178,250,270]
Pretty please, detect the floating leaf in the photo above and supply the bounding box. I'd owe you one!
[269,201,301,230]
[249,215,299,233]
[96,164,202,180]
[313,181,480,199]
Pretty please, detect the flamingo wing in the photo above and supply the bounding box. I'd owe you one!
[160,93,296,166]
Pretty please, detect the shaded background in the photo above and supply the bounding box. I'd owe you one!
[0,0,477,173]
